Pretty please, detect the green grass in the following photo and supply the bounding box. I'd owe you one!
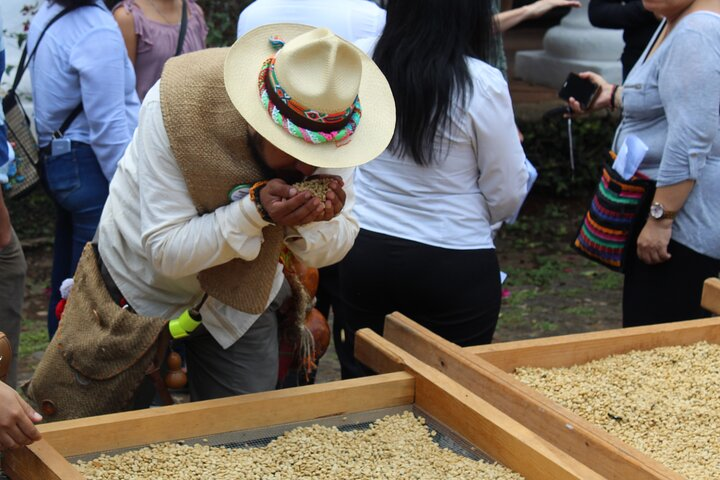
[562,306,597,317]
[18,326,49,357]
[592,271,624,290]
[535,320,559,332]
[503,287,540,306]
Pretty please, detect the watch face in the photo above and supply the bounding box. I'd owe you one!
[650,203,664,219]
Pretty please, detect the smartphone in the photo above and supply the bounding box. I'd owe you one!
[558,73,599,110]
[51,137,72,157]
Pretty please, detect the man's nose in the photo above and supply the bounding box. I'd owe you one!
[295,160,316,177]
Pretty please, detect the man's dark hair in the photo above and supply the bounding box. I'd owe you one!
[373,0,496,166]
[247,130,280,180]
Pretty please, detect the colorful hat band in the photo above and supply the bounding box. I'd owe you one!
[264,60,354,133]
[267,57,354,126]
[257,36,362,146]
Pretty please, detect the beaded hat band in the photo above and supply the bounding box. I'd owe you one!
[258,38,362,146]
[224,25,396,169]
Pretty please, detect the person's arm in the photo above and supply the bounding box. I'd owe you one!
[0,382,42,451]
[285,168,359,268]
[113,5,137,65]
[0,46,10,249]
[0,187,11,249]
[588,0,658,30]
[636,181,693,264]
[471,69,529,224]
[133,95,273,278]
[194,3,209,48]
[70,26,139,181]
[495,0,580,32]
[636,28,719,265]
[133,90,326,278]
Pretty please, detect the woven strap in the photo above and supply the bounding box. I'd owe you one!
[174,0,188,57]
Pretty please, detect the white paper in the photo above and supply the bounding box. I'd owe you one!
[612,135,648,180]
[506,158,538,225]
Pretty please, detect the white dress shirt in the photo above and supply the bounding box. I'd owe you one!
[353,38,529,250]
[98,84,358,348]
[236,0,386,42]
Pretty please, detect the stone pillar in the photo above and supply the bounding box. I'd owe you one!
[514,0,624,89]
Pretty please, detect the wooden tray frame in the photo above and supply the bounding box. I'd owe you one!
[357,299,720,480]
[701,277,720,315]
[2,366,600,479]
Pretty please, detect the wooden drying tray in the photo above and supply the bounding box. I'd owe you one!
[2,364,601,479]
[356,312,713,480]
[701,277,720,315]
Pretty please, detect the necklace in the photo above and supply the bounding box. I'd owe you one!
[148,0,179,25]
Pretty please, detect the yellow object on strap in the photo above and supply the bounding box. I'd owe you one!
[168,309,202,339]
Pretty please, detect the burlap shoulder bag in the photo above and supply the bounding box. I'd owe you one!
[24,244,168,421]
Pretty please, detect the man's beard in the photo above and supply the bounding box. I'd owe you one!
[247,131,305,184]
[247,132,279,180]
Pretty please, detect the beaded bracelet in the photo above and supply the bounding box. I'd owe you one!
[249,181,273,223]
[609,84,619,112]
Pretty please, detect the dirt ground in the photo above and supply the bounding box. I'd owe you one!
[13,193,623,387]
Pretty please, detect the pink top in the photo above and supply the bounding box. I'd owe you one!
[115,0,208,100]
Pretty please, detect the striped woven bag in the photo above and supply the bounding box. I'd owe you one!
[572,161,655,272]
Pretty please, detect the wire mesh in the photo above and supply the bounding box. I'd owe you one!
[66,405,494,465]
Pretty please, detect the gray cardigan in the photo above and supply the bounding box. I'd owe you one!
[614,12,720,260]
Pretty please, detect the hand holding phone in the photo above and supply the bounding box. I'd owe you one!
[558,72,600,110]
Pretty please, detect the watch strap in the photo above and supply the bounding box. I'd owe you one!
[650,202,678,220]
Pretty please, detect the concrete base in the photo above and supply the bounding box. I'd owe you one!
[514,50,622,90]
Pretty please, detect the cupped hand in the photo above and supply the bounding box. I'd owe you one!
[636,220,673,265]
[306,174,347,222]
[0,383,42,451]
[567,71,614,115]
[259,179,325,227]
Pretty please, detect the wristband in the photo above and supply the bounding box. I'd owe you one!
[609,84,619,112]
[249,180,273,223]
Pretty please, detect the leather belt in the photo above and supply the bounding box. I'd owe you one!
[39,140,89,157]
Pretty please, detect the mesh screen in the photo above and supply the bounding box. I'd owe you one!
[0,405,495,478]
[67,405,493,465]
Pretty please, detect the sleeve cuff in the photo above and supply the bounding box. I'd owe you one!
[215,195,271,251]
[657,151,706,186]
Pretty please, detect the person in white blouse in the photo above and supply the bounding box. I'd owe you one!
[334,0,529,379]
[94,25,394,401]
[236,0,386,42]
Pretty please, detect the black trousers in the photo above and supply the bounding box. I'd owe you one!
[334,229,501,379]
[623,239,720,327]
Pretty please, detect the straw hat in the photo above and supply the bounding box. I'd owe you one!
[224,24,395,169]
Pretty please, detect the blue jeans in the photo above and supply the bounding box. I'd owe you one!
[41,142,108,338]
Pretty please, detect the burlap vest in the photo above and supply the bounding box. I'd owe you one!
[160,48,284,314]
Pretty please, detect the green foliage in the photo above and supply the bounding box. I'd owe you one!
[6,188,55,240]
[197,0,254,47]
[18,325,48,357]
[518,112,620,198]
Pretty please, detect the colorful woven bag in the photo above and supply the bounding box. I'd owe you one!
[572,161,655,272]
